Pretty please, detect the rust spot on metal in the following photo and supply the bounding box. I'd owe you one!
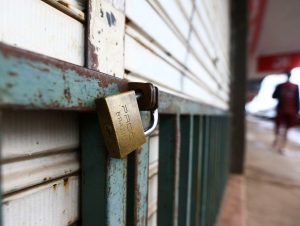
[53,184,57,191]
[87,0,99,70]
[8,71,17,76]
[64,178,69,187]
[87,40,99,70]
[64,88,71,102]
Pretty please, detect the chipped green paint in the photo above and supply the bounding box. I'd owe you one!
[106,158,127,226]
[135,141,149,226]
[0,43,127,110]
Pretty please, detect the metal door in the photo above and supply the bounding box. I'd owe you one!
[0,1,231,225]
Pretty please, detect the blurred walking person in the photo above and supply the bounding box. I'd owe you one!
[272,70,300,153]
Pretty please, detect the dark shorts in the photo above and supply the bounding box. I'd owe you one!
[275,112,298,129]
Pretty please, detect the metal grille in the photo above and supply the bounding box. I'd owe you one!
[0,43,230,226]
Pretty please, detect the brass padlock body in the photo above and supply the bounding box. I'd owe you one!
[96,91,146,158]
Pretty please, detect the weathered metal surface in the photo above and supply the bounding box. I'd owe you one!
[134,141,149,226]
[82,1,127,225]
[127,140,149,226]
[107,158,127,225]
[81,134,128,226]
[157,115,178,226]
[0,43,228,115]
[86,0,125,78]
[0,43,128,110]
[172,115,181,226]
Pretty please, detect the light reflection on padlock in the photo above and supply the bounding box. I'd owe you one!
[95,91,158,159]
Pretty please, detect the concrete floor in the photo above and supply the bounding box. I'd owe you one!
[246,116,300,226]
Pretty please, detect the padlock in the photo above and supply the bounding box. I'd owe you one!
[95,90,158,158]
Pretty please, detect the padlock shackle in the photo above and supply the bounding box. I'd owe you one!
[144,109,158,136]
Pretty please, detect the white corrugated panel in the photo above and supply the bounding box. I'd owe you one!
[0,0,84,65]
[1,111,79,160]
[125,0,231,109]
[125,34,182,90]
[126,0,187,63]
[0,0,82,225]
[2,152,79,195]
[3,176,79,226]
[1,110,80,226]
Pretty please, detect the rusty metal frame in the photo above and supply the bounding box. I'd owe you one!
[0,43,227,116]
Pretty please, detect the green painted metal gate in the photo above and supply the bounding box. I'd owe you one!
[0,42,230,226]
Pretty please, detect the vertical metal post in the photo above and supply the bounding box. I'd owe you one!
[157,114,180,226]
[200,116,210,226]
[127,138,149,226]
[82,1,127,225]
[178,115,194,226]
[229,0,248,174]
[190,116,203,226]
[81,114,107,225]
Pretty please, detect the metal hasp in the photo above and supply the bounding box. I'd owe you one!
[95,83,159,159]
[128,82,158,111]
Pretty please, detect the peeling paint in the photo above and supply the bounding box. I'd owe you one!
[0,43,128,111]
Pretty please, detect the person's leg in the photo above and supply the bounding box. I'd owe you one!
[273,115,281,148]
[279,113,298,154]
[278,127,288,154]
[278,113,297,154]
